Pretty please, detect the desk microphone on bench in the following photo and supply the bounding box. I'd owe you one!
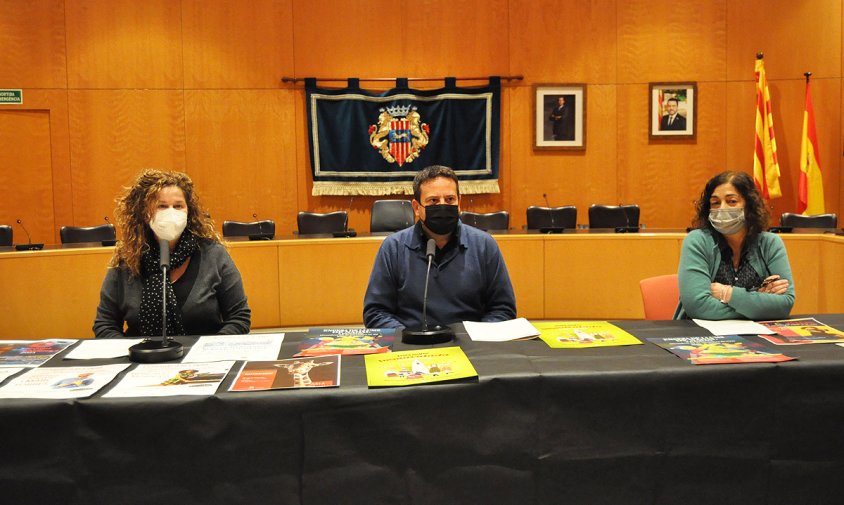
[402,238,454,345]
[539,194,565,234]
[14,219,44,251]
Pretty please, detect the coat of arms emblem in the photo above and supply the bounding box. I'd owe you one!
[368,104,430,167]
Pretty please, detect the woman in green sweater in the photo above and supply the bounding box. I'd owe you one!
[676,171,795,320]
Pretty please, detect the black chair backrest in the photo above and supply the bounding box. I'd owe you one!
[222,220,276,238]
[297,211,348,235]
[60,224,116,244]
[0,225,11,246]
[370,200,414,233]
[780,212,838,229]
[526,206,577,230]
[588,204,640,229]
[459,211,510,231]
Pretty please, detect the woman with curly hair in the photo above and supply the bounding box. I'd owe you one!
[93,169,250,337]
[676,171,795,320]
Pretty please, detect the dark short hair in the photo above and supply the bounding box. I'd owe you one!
[412,165,460,202]
[693,171,769,239]
[667,97,679,105]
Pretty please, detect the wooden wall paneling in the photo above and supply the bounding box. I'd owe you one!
[616,82,728,229]
[497,236,544,319]
[781,235,820,315]
[68,90,186,229]
[0,110,56,244]
[617,0,726,83]
[181,0,294,89]
[65,0,184,89]
[727,0,842,81]
[291,0,405,77]
[405,0,510,77]
[544,234,682,319]
[0,0,67,88]
[508,0,618,84]
[184,90,298,236]
[228,242,281,328]
[507,85,619,231]
[276,238,383,326]
[0,249,111,339]
[819,236,844,313]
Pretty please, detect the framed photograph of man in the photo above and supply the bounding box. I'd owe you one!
[649,82,696,139]
[534,84,586,150]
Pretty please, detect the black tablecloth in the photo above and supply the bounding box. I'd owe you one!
[3,316,844,505]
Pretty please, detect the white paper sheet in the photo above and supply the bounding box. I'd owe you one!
[64,339,145,359]
[181,334,285,363]
[692,319,774,336]
[463,318,541,342]
[0,364,129,399]
[0,368,24,383]
[103,361,235,398]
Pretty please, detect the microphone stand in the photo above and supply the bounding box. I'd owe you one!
[402,239,455,345]
[539,194,565,234]
[130,239,184,363]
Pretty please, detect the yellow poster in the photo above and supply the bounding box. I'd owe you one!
[535,321,643,348]
[364,347,477,387]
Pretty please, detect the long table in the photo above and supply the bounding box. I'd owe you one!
[2,317,844,505]
[2,231,844,338]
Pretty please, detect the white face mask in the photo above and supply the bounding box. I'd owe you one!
[708,207,745,235]
[150,208,188,241]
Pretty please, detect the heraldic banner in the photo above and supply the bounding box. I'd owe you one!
[305,77,501,196]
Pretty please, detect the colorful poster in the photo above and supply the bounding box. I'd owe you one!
[648,335,795,365]
[103,361,234,398]
[757,318,844,345]
[534,321,642,348]
[364,347,477,387]
[230,356,341,391]
[0,340,76,367]
[295,328,395,357]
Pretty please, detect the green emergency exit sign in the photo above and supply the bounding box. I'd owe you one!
[0,90,22,104]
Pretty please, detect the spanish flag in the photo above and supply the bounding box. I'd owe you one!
[798,76,825,214]
[753,56,782,199]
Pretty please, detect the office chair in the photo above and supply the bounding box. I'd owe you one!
[59,224,116,245]
[526,206,577,231]
[297,211,349,235]
[0,225,11,246]
[222,220,276,239]
[639,274,680,320]
[459,211,510,231]
[588,204,640,230]
[370,200,414,233]
[779,212,837,229]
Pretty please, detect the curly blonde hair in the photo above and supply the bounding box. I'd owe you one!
[110,169,221,277]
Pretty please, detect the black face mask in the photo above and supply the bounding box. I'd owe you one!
[423,204,459,235]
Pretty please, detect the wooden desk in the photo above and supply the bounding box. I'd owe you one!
[2,232,843,338]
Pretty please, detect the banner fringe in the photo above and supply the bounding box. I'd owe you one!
[312,180,499,196]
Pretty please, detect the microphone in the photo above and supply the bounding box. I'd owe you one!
[248,212,272,240]
[102,216,117,246]
[539,194,564,234]
[614,204,639,233]
[401,238,455,345]
[333,196,357,237]
[129,237,184,363]
[14,219,44,251]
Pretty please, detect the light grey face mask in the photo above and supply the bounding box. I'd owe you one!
[709,207,745,235]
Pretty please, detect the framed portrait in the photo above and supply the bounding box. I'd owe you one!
[649,82,697,139]
[534,84,586,150]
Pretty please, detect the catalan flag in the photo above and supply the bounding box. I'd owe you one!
[798,76,825,214]
[753,56,782,199]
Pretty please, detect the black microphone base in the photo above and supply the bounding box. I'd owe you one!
[15,243,44,251]
[402,326,455,345]
[129,338,184,363]
[332,230,357,238]
[539,226,566,234]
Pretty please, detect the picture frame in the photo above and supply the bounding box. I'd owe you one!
[534,84,586,150]
[649,82,697,139]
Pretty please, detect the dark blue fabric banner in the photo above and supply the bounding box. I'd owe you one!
[305,77,500,195]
